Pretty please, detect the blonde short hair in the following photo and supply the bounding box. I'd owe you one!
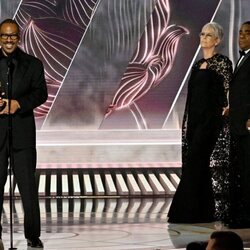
[202,22,224,40]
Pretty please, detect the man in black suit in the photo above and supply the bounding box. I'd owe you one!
[0,19,47,247]
[229,21,250,228]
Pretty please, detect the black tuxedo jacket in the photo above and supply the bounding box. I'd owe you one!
[229,51,250,135]
[0,48,47,149]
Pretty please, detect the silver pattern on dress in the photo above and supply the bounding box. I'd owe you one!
[182,54,233,223]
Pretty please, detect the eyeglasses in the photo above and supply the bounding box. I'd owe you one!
[0,33,19,40]
[199,32,215,39]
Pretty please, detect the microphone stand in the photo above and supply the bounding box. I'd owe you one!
[7,58,17,250]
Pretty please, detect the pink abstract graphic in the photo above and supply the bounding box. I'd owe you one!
[14,0,98,127]
[105,0,189,129]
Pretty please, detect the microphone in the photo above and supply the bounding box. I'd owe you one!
[6,54,15,101]
[0,85,6,111]
[0,100,6,112]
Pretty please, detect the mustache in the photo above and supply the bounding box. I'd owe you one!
[3,42,15,45]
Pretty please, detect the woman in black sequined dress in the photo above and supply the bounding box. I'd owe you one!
[168,22,233,223]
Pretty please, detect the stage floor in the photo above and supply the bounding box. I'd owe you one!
[1,198,250,250]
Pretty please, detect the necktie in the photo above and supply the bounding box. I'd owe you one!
[239,50,246,57]
[235,50,246,69]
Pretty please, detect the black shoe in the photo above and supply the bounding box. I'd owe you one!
[27,238,43,248]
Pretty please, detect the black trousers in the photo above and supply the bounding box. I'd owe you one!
[0,142,41,239]
[238,134,250,218]
[230,132,250,223]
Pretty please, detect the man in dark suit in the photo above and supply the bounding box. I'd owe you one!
[0,19,47,247]
[229,21,250,228]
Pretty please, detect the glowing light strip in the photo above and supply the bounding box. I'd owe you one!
[12,0,23,19]
[37,141,180,146]
[36,161,181,169]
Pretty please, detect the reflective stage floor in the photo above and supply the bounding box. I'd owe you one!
[2,198,250,250]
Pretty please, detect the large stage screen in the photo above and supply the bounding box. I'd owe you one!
[1,0,249,168]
